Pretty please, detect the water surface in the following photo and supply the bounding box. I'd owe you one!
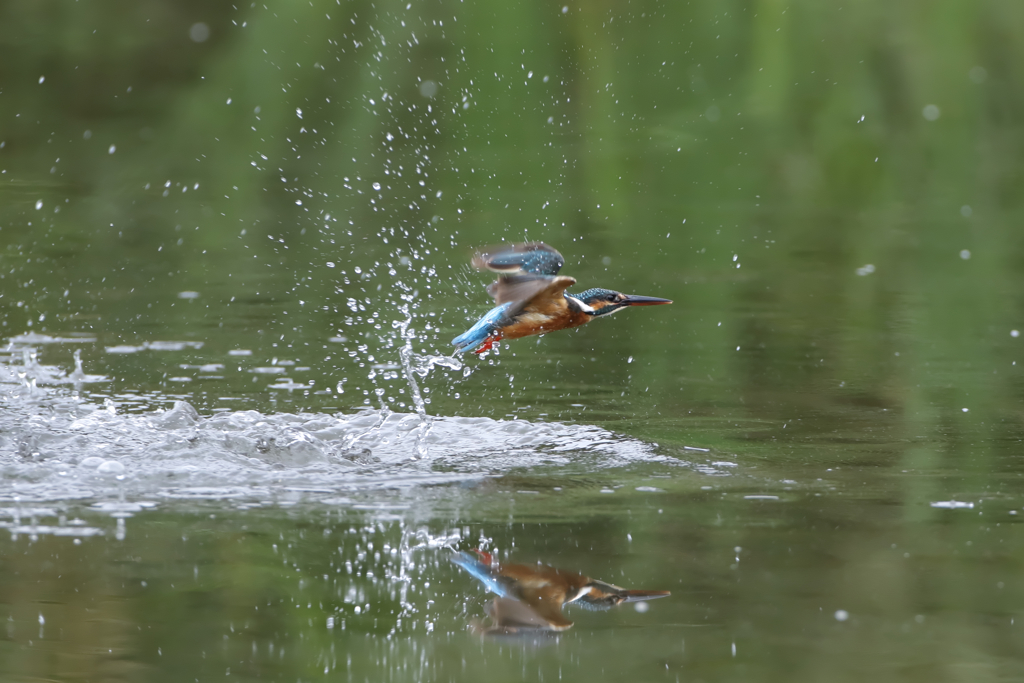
[2,0,1024,681]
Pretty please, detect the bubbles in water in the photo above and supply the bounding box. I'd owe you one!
[97,461,126,477]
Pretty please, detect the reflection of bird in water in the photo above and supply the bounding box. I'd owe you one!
[452,242,672,355]
[451,549,670,632]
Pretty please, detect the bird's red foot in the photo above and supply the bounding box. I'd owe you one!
[471,548,494,566]
[473,334,501,354]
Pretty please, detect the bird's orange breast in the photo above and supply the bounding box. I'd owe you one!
[499,309,591,340]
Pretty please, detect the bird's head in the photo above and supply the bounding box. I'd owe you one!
[572,288,673,316]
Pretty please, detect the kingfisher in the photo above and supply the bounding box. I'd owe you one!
[451,549,670,632]
[452,242,672,354]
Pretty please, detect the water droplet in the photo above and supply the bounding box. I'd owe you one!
[372,182,381,191]
[834,610,849,622]
[189,22,210,43]
[108,145,116,154]
[960,249,971,260]
[418,80,438,98]
[922,104,940,121]
[35,200,42,210]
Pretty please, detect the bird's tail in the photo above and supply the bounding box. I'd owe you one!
[452,303,510,353]
[449,549,510,597]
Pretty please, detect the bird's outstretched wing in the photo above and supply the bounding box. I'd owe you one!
[516,595,574,630]
[484,597,567,632]
[485,274,576,313]
[510,581,575,630]
[471,243,573,319]
[472,242,564,277]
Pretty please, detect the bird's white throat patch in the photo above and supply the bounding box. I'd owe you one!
[566,296,595,314]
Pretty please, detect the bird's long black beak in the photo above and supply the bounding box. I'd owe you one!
[621,294,673,306]
[617,589,672,603]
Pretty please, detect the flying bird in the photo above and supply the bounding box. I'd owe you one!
[451,549,670,632]
[452,242,672,354]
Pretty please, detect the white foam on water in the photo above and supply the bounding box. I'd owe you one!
[0,360,674,504]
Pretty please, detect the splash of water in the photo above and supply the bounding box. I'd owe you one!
[395,300,464,459]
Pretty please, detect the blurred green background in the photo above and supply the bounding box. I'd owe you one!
[2,0,1024,681]
[1,0,1023,431]
[2,0,1024,419]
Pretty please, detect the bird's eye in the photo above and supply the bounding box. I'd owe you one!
[607,294,617,302]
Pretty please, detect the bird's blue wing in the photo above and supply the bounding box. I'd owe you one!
[472,243,564,276]
[452,302,512,353]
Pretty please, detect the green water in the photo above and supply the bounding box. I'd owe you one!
[2,0,1024,680]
